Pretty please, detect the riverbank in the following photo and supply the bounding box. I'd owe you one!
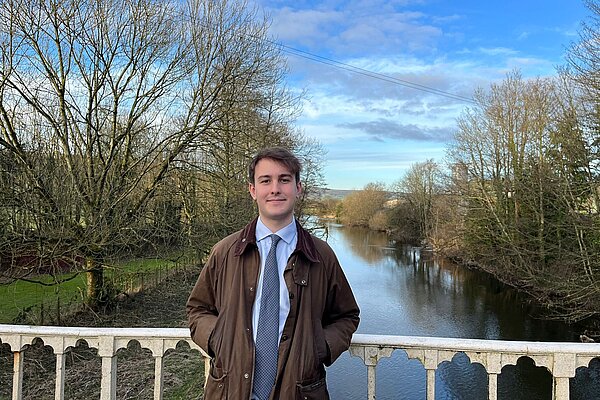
[320,216,599,340]
[433,249,600,341]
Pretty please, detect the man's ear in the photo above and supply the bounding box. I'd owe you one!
[296,181,303,197]
[249,182,257,200]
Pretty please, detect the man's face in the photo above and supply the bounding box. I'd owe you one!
[249,158,302,228]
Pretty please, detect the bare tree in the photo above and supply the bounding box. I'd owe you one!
[397,159,441,241]
[446,69,600,322]
[447,72,557,276]
[566,0,600,105]
[293,133,327,224]
[340,182,388,227]
[0,0,294,308]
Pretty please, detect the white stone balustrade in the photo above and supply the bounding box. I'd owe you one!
[349,334,600,400]
[0,324,209,400]
[1,324,600,399]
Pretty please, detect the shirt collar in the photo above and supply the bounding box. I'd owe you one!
[256,217,297,245]
[234,217,319,263]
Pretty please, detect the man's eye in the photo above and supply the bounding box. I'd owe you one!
[281,178,290,183]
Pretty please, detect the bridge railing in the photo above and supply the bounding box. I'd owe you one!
[1,324,600,400]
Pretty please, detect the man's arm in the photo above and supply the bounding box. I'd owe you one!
[322,254,360,365]
[186,250,220,356]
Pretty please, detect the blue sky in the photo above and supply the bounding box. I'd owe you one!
[251,0,590,190]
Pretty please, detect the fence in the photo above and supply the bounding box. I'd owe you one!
[4,254,201,326]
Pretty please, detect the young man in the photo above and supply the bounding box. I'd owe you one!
[186,147,360,400]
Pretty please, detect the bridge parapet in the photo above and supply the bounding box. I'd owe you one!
[350,334,600,400]
[1,325,600,400]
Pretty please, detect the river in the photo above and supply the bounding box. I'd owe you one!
[318,221,600,399]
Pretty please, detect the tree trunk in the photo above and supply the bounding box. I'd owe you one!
[85,258,105,309]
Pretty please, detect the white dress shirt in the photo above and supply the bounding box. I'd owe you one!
[251,217,298,344]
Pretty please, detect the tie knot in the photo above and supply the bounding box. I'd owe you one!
[270,234,281,246]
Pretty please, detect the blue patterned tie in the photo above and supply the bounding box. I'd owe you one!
[253,234,282,400]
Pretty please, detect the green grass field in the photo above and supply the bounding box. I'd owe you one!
[0,273,88,323]
[0,255,184,324]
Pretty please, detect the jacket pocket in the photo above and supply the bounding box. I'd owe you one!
[203,361,227,399]
[209,314,226,357]
[312,319,329,366]
[297,377,329,400]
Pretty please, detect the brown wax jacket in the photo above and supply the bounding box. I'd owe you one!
[186,218,360,400]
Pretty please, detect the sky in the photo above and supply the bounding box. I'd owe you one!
[250,0,591,190]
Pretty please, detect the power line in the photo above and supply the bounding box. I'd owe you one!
[269,40,476,104]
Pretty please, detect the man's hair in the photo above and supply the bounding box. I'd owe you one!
[248,147,302,184]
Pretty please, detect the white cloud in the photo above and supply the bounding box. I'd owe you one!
[264,2,446,57]
[267,7,344,44]
[477,47,520,56]
[338,119,454,142]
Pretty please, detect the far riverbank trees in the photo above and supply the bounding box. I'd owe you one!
[335,69,600,324]
[444,70,599,323]
[434,3,600,324]
[332,2,600,325]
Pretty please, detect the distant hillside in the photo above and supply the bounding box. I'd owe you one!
[310,188,400,201]
[315,188,357,200]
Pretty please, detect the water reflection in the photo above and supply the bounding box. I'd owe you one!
[320,221,598,400]
[333,223,392,264]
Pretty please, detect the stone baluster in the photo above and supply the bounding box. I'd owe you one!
[98,336,117,400]
[3,333,25,400]
[485,352,502,400]
[552,353,576,400]
[54,350,66,400]
[423,350,439,400]
[205,357,211,386]
[44,336,68,400]
[365,348,376,400]
[145,338,169,400]
[153,355,164,400]
[12,351,23,400]
[349,344,393,400]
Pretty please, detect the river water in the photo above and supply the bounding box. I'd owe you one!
[318,221,600,399]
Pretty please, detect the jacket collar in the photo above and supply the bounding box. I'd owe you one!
[234,217,319,263]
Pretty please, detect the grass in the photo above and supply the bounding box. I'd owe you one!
[0,269,206,400]
[0,254,188,324]
[109,256,177,274]
[0,273,87,323]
